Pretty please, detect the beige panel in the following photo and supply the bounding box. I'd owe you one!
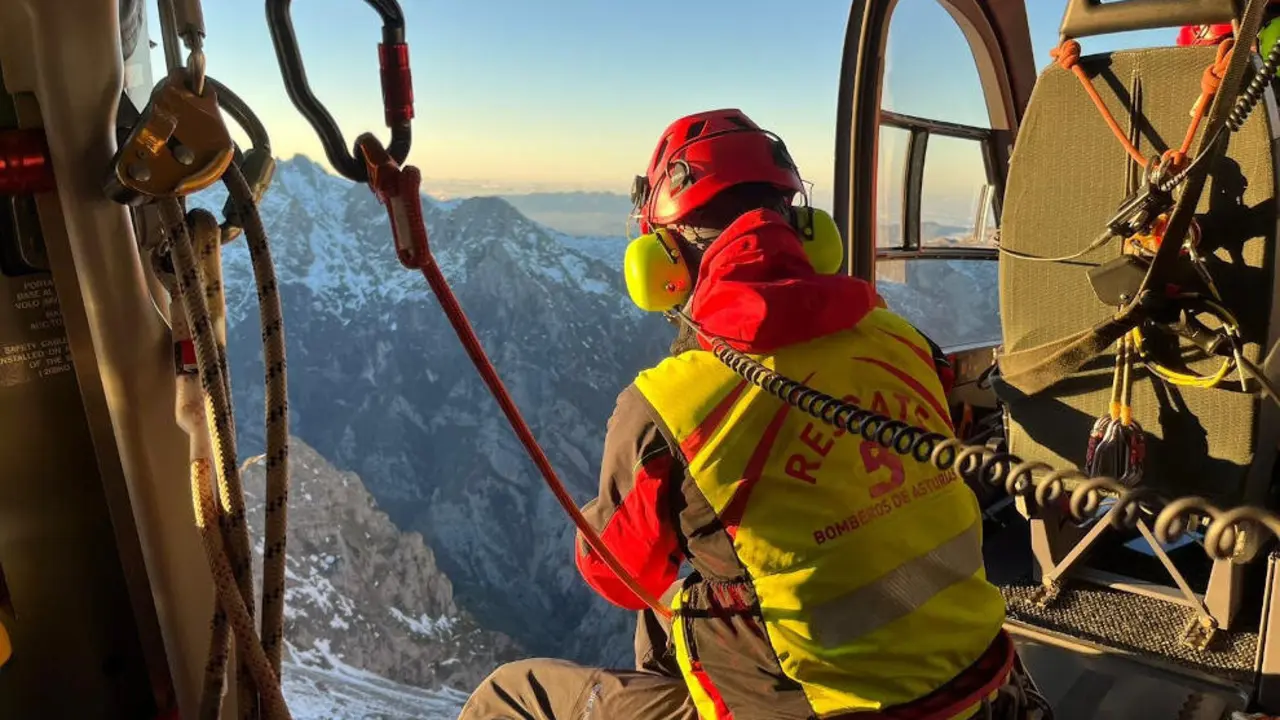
[0,1,227,717]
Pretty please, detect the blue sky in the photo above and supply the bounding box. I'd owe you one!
[147,1,1174,203]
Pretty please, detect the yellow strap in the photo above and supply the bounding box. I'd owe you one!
[1130,327,1233,389]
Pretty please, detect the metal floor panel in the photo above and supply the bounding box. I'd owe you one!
[1012,627,1250,720]
[1003,581,1258,684]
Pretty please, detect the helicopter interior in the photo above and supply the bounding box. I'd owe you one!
[6,0,1280,718]
[842,0,1280,717]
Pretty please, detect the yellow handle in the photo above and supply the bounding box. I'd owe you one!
[0,618,10,669]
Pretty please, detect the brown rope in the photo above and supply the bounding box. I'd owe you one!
[195,207,252,719]
[225,163,292,679]
[160,200,261,718]
[152,208,236,719]
[159,199,294,719]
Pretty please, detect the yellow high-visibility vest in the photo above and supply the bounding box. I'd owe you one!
[634,308,1006,718]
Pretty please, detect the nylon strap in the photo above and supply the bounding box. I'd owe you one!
[998,310,1140,395]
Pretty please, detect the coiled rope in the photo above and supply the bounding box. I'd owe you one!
[149,160,292,719]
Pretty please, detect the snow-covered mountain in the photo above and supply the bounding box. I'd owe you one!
[193,155,1000,687]
[501,191,633,237]
[197,156,670,671]
[878,260,1000,348]
[279,660,471,720]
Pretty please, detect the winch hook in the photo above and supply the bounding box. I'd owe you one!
[264,0,414,182]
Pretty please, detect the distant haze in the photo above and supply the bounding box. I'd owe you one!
[500,192,634,237]
[497,190,836,238]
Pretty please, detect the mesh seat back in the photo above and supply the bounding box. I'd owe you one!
[997,45,1280,506]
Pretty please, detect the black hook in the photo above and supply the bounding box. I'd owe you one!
[265,0,413,182]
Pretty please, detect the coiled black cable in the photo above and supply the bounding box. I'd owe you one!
[673,312,1270,564]
[1227,32,1280,132]
[709,337,946,464]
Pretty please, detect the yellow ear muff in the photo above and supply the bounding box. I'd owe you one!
[623,228,693,312]
[791,206,844,275]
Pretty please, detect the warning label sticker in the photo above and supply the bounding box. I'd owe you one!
[0,277,72,388]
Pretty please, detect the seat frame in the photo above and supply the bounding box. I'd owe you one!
[997,46,1280,643]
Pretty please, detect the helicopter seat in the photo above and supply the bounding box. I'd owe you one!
[990,41,1280,684]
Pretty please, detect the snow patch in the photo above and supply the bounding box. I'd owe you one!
[282,640,469,720]
[389,607,456,638]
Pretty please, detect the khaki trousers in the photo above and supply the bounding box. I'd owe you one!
[458,586,697,720]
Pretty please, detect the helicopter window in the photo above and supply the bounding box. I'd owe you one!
[920,135,996,249]
[875,125,910,249]
[879,0,990,129]
[872,0,1000,350]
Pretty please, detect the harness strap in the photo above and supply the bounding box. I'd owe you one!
[824,631,1017,720]
[997,311,1140,395]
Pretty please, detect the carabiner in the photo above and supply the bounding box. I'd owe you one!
[265,0,413,182]
[205,76,276,242]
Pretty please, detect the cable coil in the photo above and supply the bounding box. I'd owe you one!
[1225,31,1280,133]
[705,333,1269,564]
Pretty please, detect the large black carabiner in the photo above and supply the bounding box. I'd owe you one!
[265,0,413,182]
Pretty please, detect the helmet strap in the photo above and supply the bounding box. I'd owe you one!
[676,225,720,247]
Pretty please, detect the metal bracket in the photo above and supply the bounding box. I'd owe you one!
[1030,579,1063,609]
[1182,614,1220,651]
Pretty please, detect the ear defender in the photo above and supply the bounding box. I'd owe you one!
[791,206,844,275]
[624,228,693,312]
[622,209,844,313]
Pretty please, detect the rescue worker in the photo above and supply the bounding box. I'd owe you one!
[459,110,1043,720]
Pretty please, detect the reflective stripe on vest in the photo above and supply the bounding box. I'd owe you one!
[634,308,1007,717]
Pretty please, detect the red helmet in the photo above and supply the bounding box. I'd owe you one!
[1176,22,1235,46]
[1178,3,1280,46]
[631,109,804,233]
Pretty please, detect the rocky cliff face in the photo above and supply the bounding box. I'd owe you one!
[196,157,670,668]
[242,436,521,695]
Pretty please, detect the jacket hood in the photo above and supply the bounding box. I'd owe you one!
[686,208,883,353]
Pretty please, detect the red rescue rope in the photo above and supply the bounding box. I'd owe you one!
[356,134,673,619]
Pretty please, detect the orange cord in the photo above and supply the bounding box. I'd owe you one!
[358,136,673,619]
[1052,38,1236,174]
[955,402,974,441]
